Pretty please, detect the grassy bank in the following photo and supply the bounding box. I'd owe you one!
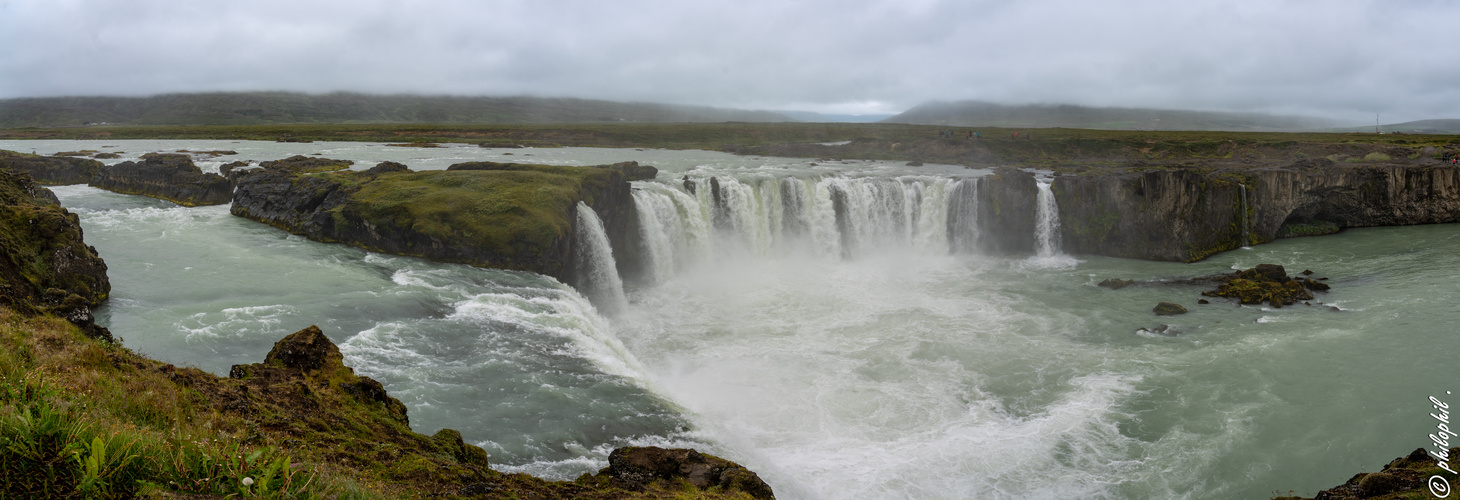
[5,123,1457,169]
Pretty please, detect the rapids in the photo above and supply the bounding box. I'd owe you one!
[7,140,1458,499]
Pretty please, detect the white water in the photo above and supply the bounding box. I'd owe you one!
[13,141,1455,500]
[1239,184,1250,247]
[632,175,960,283]
[1035,179,1063,257]
[574,202,628,315]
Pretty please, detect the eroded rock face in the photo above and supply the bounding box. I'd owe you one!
[1053,161,1460,262]
[230,325,410,426]
[0,168,111,340]
[0,151,103,185]
[599,446,775,499]
[89,153,233,206]
[976,167,1038,254]
[230,162,639,286]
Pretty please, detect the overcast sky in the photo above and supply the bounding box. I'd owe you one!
[1,0,1456,124]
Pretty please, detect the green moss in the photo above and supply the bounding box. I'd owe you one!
[342,167,610,258]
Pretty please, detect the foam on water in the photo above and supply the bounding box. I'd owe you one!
[30,142,1460,499]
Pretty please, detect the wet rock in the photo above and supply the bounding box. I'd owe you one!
[682,175,696,195]
[599,446,774,499]
[1254,263,1288,281]
[0,169,112,337]
[1098,278,1133,290]
[1137,324,1179,336]
[1200,264,1325,307]
[0,150,103,185]
[365,161,411,175]
[89,153,233,206]
[1153,302,1188,315]
[259,155,352,173]
[906,160,924,166]
[1197,299,1210,304]
[608,161,658,181]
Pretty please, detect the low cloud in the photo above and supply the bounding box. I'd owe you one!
[2,0,1456,123]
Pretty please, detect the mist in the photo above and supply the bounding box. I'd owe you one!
[1,0,1457,124]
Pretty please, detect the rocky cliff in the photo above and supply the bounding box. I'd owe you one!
[1052,160,1460,262]
[231,161,651,289]
[0,149,103,185]
[89,153,234,206]
[0,168,111,340]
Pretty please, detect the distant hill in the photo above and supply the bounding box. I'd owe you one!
[884,101,1344,131]
[0,92,793,128]
[1330,119,1460,134]
[775,111,895,123]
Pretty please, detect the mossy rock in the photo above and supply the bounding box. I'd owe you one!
[1153,302,1187,315]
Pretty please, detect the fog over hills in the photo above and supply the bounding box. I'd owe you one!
[885,101,1349,132]
[0,93,793,128]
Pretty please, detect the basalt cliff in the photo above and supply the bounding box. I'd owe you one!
[88,153,234,206]
[229,160,654,290]
[1051,159,1460,261]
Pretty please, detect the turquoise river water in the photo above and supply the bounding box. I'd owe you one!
[5,139,1458,499]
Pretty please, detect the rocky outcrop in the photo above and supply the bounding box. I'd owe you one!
[258,155,353,173]
[89,153,233,206]
[1276,447,1459,500]
[975,168,1038,254]
[1153,302,1187,315]
[0,150,103,185]
[1053,160,1460,261]
[590,446,774,499]
[230,161,640,287]
[0,168,111,340]
[228,325,411,426]
[1200,264,1329,307]
[365,161,410,174]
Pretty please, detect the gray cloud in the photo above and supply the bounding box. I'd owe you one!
[2,0,1457,123]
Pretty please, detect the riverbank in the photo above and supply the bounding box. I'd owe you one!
[4,123,1457,170]
[0,166,773,499]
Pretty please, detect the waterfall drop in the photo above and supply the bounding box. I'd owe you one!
[1239,184,1250,247]
[946,178,980,254]
[574,202,628,314]
[1034,179,1063,257]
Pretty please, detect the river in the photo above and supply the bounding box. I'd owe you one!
[7,139,1457,499]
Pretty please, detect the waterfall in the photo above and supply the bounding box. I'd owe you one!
[631,175,960,267]
[1239,184,1249,247]
[1034,179,1063,257]
[946,178,980,254]
[573,202,628,314]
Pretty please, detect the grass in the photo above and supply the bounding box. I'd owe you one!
[0,309,363,499]
[3,123,1457,170]
[347,168,604,258]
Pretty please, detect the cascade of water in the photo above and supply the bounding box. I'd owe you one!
[1034,179,1063,257]
[573,202,628,314]
[946,178,981,254]
[631,176,959,273]
[1239,184,1249,247]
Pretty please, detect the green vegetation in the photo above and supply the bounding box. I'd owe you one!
[6,122,1456,172]
[0,311,355,499]
[260,155,354,173]
[345,165,612,258]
